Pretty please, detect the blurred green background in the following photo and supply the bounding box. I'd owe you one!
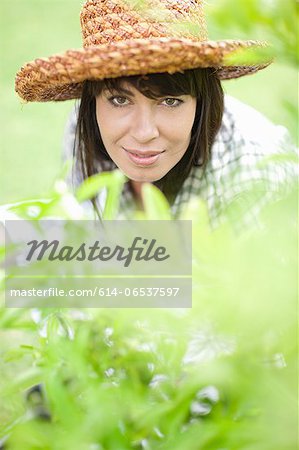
[0,0,297,204]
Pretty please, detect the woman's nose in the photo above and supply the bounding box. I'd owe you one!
[130,106,159,143]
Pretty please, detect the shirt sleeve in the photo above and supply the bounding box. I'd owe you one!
[199,96,298,229]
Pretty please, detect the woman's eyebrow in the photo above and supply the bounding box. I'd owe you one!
[104,86,135,96]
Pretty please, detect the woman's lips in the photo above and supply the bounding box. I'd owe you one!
[124,148,164,167]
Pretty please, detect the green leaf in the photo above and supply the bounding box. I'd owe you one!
[76,172,115,203]
[76,170,126,219]
[141,183,172,219]
[103,170,127,219]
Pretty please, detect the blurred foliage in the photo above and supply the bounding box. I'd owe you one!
[207,0,298,142]
[0,164,298,449]
[207,0,299,67]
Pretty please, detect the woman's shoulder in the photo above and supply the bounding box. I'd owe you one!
[212,95,296,170]
[195,97,297,228]
[204,95,297,200]
[219,95,292,153]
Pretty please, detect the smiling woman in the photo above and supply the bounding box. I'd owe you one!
[76,69,223,207]
[15,0,296,225]
[95,84,197,180]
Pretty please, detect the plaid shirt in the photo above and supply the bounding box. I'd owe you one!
[64,95,297,227]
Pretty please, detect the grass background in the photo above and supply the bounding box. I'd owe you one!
[1,0,297,204]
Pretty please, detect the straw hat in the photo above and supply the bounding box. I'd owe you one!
[15,0,271,103]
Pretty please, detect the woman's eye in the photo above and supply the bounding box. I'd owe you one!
[109,96,129,107]
[163,98,181,107]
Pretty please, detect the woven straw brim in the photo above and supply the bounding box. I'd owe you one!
[15,38,271,102]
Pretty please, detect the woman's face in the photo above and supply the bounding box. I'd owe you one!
[95,83,197,182]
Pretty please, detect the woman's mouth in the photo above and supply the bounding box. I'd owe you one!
[124,148,164,166]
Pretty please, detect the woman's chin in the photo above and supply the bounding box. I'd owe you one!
[129,176,161,184]
[125,171,163,184]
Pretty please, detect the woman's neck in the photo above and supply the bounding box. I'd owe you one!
[130,180,145,209]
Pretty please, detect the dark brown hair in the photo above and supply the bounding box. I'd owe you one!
[76,68,224,205]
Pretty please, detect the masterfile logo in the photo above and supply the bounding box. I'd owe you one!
[25,236,170,267]
[4,220,192,308]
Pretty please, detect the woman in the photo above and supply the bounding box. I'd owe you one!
[15,0,295,225]
[71,69,224,215]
